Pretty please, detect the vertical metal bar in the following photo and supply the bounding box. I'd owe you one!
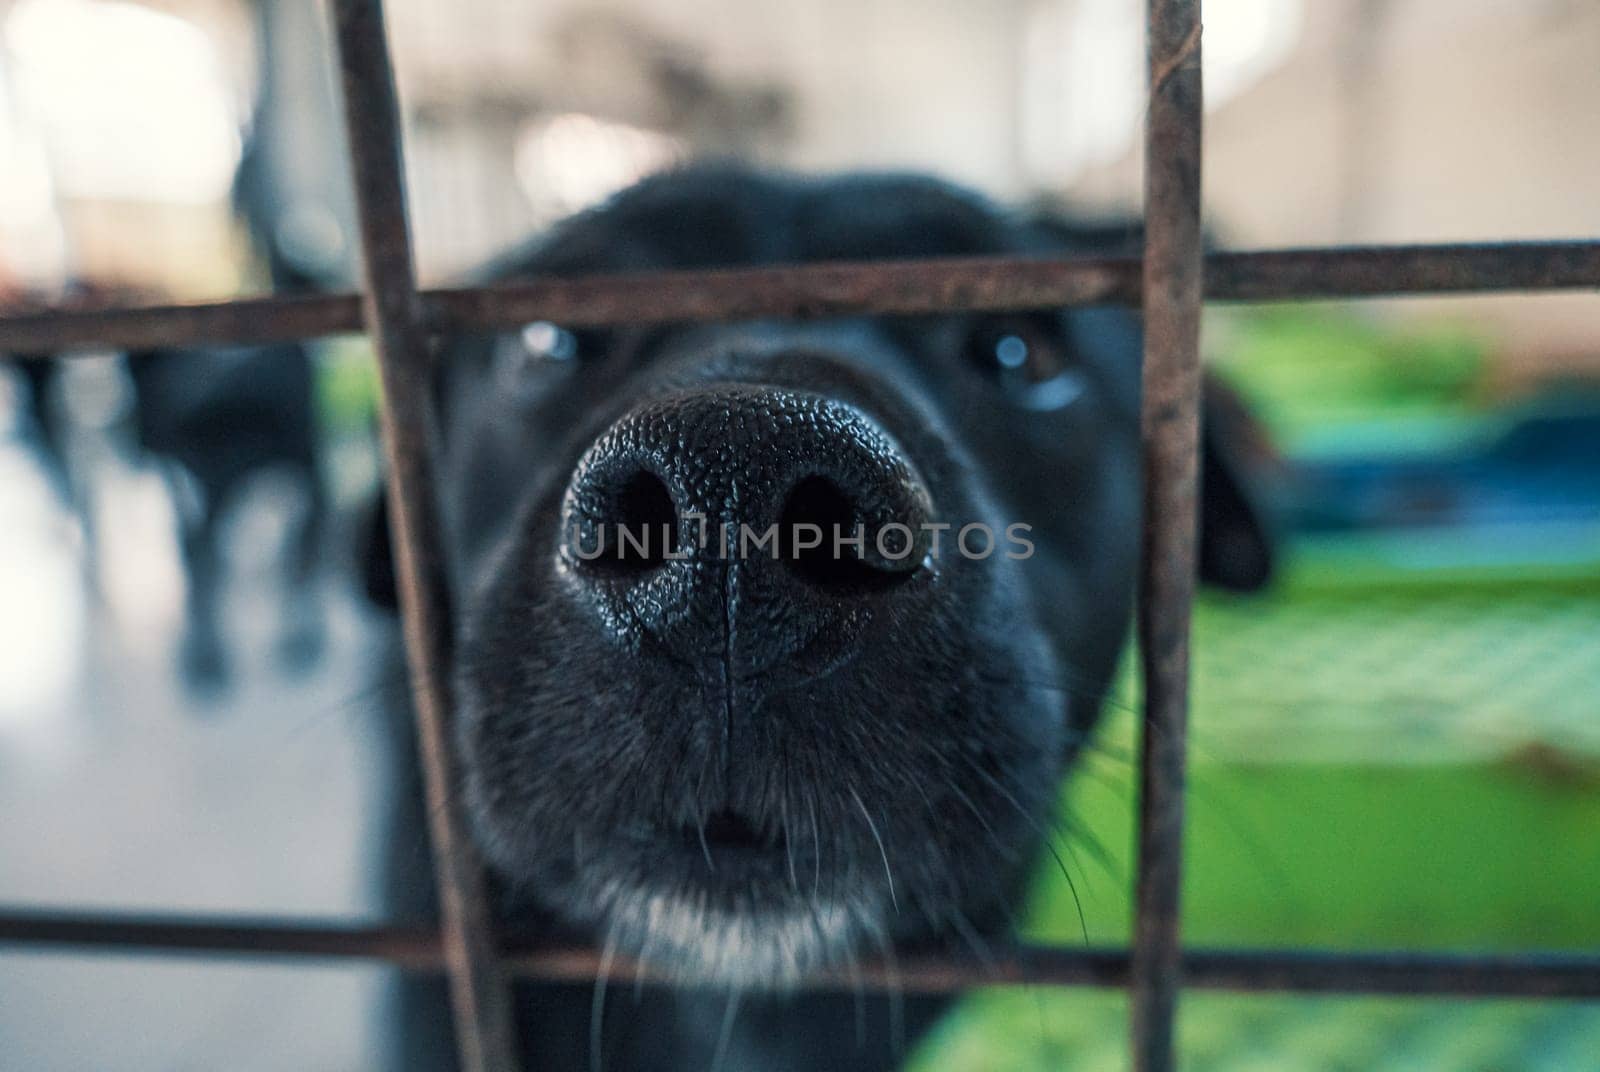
[326,1,519,1069]
[1131,1,1204,1071]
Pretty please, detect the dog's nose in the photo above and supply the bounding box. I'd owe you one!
[560,386,933,655]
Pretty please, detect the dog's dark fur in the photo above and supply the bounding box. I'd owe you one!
[370,166,1271,1070]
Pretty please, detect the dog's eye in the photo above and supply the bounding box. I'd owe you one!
[964,319,1085,411]
[519,321,580,363]
[494,321,581,391]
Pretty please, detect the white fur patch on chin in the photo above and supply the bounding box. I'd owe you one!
[590,878,877,987]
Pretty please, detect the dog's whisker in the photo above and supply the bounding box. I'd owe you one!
[961,754,1091,943]
[631,929,656,1003]
[864,921,906,1058]
[807,791,823,902]
[691,764,717,873]
[694,822,716,874]
[947,906,999,973]
[842,942,868,1049]
[941,770,1007,849]
[1050,809,1119,880]
[707,986,743,1072]
[779,757,800,894]
[589,926,621,1072]
[848,784,898,914]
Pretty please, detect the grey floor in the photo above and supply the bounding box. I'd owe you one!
[0,398,394,1070]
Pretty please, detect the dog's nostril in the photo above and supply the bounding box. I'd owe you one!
[619,471,677,541]
[779,475,917,593]
[581,469,678,573]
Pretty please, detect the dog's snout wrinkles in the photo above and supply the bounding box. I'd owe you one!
[560,385,933,668]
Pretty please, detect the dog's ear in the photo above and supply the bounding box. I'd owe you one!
[357,486,398,612]
[1198,374,1278,592]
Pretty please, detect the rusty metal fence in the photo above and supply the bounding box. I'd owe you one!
[2,1,1599,1069]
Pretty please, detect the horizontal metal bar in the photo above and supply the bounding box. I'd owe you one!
[0,292,364,353]
[2,241,1597,354]
[1207,241,1600,302]
[3,911,1597,999]
[0,912,441,969]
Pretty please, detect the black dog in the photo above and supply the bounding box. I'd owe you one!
[368,166,1271,1070]
[5,334,327,690]
[126,340,326,688]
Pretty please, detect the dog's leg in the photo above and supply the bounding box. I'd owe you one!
[276,455,328,673]
[176,476,229,694]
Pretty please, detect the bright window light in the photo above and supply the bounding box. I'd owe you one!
[0,57,68,287]
[1023,0,1304,185]
[3,0,241,204]
[513,112,685,223]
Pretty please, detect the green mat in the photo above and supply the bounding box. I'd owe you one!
[1187,559,1600,764]
[917,992,1600,1072]
[909,549,1600,1069]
